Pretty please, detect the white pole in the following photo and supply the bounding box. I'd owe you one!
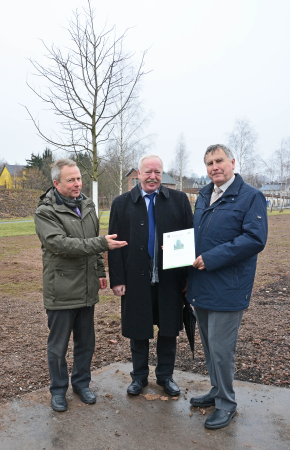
[93,180,98,216]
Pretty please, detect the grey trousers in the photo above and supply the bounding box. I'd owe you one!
[46,306,95,396]
[195,307,244,412]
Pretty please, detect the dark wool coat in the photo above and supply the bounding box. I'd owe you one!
[108,183,193,340]
[187,174,268,311]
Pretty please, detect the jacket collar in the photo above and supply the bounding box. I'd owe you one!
[131,182,169,203]
[199,174,244,204]
[38,187,91,216]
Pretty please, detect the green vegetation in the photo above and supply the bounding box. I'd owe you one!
[267,209,290,216]
[0,221,36,238]
[99,212,109,229]
[0,211,110,238]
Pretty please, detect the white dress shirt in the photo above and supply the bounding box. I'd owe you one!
[210,175,235,205]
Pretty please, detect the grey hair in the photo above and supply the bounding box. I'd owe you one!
[138,154,163,171]
[51,158,78,182]
[204,144,234,164]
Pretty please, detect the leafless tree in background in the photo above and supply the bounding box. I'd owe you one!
[0,159,7,175]
[24,167,47,190]
[227,117,257,176]
[105,76,154,195]
[261,154,277,212]
[275,138,290,212]
[170,133,190,191]
[24,0,149,212]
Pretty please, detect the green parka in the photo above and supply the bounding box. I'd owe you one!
[34,188,109,310]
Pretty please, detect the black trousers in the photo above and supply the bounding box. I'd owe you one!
[130,284,177,382]
[46,306,95,396]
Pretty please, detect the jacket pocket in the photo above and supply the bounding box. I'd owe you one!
[54,267,86,301]
[231,266,240,290]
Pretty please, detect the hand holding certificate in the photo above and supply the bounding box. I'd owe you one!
[163,228,195,270]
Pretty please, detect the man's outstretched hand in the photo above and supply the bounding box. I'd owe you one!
[105,234,128,250]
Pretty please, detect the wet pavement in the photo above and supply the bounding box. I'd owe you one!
[0,362,289,450]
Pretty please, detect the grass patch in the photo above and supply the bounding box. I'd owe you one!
[99,294,114,304]
[267,209,290,216]
[0,222,36,238]
[99,215,109,229]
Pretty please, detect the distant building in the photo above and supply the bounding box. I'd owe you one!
[175,175,210,191]
[0,165,26,189]
[126,169,176,190]
[260,182,290,207]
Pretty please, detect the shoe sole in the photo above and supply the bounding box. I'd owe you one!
[127,380,148,395]
[204,410,237,429]
[51,404,67,412]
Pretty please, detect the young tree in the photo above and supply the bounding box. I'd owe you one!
[227,117,257,176]
[171,133,190,191]
[24,0,148,213]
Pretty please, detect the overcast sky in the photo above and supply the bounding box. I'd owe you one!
[1,0,290,176]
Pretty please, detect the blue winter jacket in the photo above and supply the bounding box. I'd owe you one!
[187,174,268,311]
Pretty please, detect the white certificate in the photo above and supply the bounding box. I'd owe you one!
[163,228,195,270]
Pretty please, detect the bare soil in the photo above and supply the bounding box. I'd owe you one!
[0,215,289,403]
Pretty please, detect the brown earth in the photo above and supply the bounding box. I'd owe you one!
[0,215,289,403]
[0,189,43,218]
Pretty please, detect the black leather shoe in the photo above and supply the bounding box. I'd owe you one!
[157,378,180,396]
[205,408,237,429]
[127,379,148,395]
[51,395,67,412]
[73,387,96,404]
[190,393,215,408]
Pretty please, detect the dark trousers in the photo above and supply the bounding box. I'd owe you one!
[130,284,177,382]
[46,306,95,396]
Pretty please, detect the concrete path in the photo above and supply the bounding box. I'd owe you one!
[0,363,289,450]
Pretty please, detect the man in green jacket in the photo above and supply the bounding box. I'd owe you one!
[35,158,127,412]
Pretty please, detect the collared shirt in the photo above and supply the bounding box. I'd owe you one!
[210,175,235,204]
[141,187,159,210]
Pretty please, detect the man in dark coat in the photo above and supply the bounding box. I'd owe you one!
[35,158,127,412]
[108,154,193,396]
[187,145,268,430]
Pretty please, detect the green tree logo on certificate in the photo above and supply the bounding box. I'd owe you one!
[174,240,184,250]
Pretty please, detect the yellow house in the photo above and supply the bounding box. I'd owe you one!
[0,165,26,189]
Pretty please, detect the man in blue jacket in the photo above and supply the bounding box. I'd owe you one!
[187,144,267,430]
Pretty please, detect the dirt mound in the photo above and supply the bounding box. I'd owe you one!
[0,189,43,218]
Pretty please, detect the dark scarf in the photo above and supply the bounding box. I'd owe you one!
[54,188,84,208]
